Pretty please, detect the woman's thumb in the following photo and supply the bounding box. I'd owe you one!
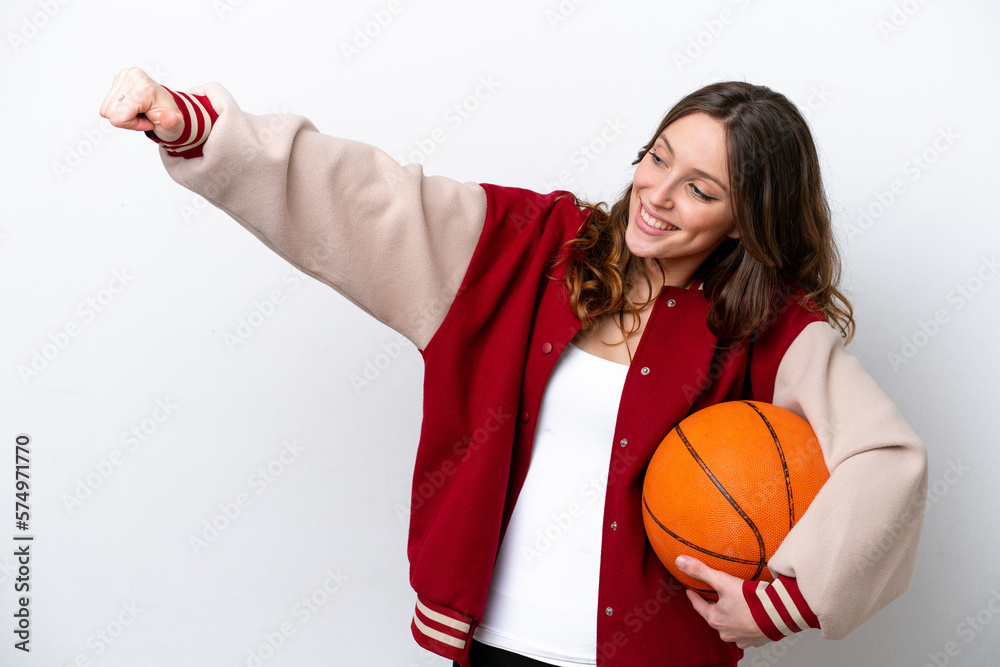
[149,106,182,142]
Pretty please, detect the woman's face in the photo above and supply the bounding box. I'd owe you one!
[626,112,738,287]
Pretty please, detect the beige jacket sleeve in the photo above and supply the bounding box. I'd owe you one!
[154,82,487,349]
[768,320,929,639]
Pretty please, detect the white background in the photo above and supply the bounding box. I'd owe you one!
[2,0,999,665]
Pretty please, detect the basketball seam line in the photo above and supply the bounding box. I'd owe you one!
[642,493,765,566]
[676,423,766,580]
[743,401,795,529]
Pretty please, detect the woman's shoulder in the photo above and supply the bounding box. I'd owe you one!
[478,184,592,238]
[748,284,830,356]
[764,285,828,331]
[479,183,587,213]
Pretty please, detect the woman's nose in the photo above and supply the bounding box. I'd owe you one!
[647,177,675,210]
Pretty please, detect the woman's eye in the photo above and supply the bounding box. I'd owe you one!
[691,185,714,202]
[650,150,665,166]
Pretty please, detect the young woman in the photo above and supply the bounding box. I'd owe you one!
[100,68,928,667]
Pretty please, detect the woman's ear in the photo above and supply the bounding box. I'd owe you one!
[727,227,740,240]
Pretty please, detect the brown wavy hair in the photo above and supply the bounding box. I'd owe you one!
[557,81,854,345]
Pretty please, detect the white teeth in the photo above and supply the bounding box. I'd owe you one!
[640,206,678,231]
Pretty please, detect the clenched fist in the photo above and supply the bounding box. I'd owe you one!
[99,67,185,142]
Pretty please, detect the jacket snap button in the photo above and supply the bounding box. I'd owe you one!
[520,411,530,424]
[541,342,553,354]
[605,607,613,616]
[611,521,617,530]
[619,438,627,447]
[667,299,676,307]
[640,367,650,375]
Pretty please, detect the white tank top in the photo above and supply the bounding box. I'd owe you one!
[473,341,629,666]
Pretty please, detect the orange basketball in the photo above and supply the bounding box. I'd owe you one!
[641,401,829,600]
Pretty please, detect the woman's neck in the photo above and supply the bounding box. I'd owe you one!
[637,258,697,298]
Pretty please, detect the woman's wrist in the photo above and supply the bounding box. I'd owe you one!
[742,575,821,641]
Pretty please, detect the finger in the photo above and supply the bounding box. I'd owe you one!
[101,68,143,119]
[144,103,184,138]
[102,69,167,134]
[678,556,748,601]
[99,69,128,118]
[101,70,144,128]
[685,587,714,619]
[108,97,154,132]
[675,555,721,590]
[124,111,156,133]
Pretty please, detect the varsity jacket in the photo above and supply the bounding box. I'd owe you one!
[144,83,929,667]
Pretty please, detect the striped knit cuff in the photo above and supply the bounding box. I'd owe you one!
[743,575,821,642]
[144,86,218,159]
[410,594,474,663]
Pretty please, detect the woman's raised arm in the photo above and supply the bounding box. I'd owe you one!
[100,67,488,349]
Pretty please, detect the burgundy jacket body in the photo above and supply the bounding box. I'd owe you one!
[407,185,824,667]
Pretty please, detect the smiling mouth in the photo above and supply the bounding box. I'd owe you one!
[639,203,680,231]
